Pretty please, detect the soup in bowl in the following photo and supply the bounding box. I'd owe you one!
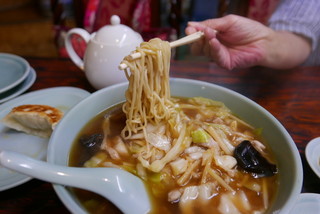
[47,78,303,214]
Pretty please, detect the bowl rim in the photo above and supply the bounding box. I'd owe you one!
[47,78,303,214]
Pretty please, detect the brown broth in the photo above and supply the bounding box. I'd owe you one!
[69,99,279,214]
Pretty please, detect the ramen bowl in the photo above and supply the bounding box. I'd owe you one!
[47,78,303,214]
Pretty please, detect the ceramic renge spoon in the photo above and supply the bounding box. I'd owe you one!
[0,150,150,214]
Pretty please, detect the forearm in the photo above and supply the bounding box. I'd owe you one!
[260,30,312,69]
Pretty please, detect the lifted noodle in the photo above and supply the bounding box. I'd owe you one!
[121,39,174,139]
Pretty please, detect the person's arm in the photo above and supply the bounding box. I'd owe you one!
[185,15,311,70]
[260,30,311,69]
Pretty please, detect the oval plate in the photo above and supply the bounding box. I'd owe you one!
[0,87,90,191]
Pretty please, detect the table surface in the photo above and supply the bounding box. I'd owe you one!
[0,57,319,213]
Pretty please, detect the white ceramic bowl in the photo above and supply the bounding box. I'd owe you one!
[47,78,303,214]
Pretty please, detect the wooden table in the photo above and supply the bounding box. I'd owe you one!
[0,57,319,213]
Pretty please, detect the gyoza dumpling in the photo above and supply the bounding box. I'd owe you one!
[2,104,64,138]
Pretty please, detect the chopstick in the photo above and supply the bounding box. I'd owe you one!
[119,31,204,70]
[170,31,204,48]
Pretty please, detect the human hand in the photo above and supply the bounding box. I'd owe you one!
[185,15,273,70]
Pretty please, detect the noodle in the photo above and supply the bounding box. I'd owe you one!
[121,39,173,139]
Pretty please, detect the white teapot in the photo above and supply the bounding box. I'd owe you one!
[65,15,143,89]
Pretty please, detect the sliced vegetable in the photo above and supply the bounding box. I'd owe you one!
[191,129,211,143]
[170,158,188,176]
[189,97,225,107]
[84,152,108,167]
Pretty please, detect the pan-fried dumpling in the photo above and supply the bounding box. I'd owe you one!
[2,104,64,138]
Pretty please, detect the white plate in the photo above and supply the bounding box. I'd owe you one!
[289,193,320,214]
[306,137,320,178]
[0,87,90,191]
[0,67,36,103]
[0,53,30,93]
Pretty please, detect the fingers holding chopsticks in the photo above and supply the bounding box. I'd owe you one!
[185,22,219,59]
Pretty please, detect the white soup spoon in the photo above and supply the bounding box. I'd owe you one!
[0,150,150,214]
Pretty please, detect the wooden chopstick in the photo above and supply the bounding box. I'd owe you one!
[119,31,205,70]
[170,31,204,48]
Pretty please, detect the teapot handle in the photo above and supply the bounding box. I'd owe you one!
[65,28,91,70]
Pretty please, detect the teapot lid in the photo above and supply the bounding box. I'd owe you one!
[93,15,143,46]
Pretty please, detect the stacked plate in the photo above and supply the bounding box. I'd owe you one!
[0,53,92,191]
[0,53,36,103]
